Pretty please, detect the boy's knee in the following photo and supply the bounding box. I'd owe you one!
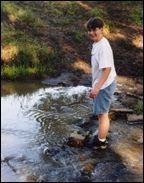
[98,114,103,119]
[98,113,108,119]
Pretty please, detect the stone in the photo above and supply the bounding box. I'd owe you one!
[81,162,94,175]
[78,74,92,86]
[127,114,143,122]
[110,108,133,113]
[42,73,78,86]
[70,132,85,140]
[25,175,38,182]
[135,84,143,96]
[67,132,86,147]
[137,136,143,144]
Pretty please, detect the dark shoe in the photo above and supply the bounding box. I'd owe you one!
[86,135,108,149]
[93,136,108,149]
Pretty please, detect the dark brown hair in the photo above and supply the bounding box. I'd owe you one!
[86,17,104,31]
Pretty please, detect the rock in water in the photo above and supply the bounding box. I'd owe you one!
[67,132,86,147]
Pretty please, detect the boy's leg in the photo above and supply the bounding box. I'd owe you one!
[85,113,109,149]
[98,112,110,140]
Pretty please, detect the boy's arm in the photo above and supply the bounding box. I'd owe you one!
[89,67,111,98]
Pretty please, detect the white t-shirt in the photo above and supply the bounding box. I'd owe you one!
[91,37,116,89]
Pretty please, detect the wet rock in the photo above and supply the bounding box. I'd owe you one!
[110,108,134,113]
[43,146,61,156]
[78,74,91,86]
[109,108,134,120]
[127,114,143,122]
[78,154,88,161]
[25,175,38,182]
[137,135,143,144]
[42,72,92,87]
[42,73,78,86]
[91,162,126,182]
[67,132,86,147]
[109,112,125,121]
[70,132,86,140]
[127,121,143,125]
[135,84,143,96]
[126,92,143,100]
[130,129,143,144]
[132,135,143,144]
[67,137,85,147]
[66,129,93,148]
[81,162,94,176]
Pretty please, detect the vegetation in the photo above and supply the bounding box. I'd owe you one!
[122,1,143,25]
[134,100,143,115]
[1,1,143,80]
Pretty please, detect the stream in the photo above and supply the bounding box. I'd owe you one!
[1,81,143,182]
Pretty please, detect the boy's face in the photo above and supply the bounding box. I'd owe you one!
[88,27,103,42]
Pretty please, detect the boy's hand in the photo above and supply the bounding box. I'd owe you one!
[89,86,100,99]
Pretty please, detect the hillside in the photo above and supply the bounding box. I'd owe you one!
[1,1,143,80]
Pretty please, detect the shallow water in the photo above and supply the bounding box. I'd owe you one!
[1,81,143,182]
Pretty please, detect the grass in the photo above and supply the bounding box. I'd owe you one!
[134,100,143,115]
[1,64,56,80]
[122,1,143,25]
[90,7,115,34]
[1,1,143,80]
[90,7,107,19]
[128,5,143,26]
[1,1,44,26]
[1,1,85,80]
[66,30,86,43]
[1,26,58,80]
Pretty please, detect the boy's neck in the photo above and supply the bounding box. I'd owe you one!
[94,35,104,43]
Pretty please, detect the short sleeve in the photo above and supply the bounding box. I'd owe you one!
[98,45,113,69]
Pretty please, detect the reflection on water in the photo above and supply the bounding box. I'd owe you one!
[1,81,143,182]
[1,81,92,182]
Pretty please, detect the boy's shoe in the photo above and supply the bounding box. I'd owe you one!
[85,135,108,149]
[93,136,108,149]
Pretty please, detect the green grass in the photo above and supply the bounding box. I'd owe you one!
[1,2,84,80]
[66,30,86,43]
[128,6,143,25]
[90,7,107,19]
[1,1,143,80]
[122,1,143,25]
[1,64,56,80]
[90,7,115,33]
[134,100,143,115]
[1,25,58,80]
[2,1,33,21]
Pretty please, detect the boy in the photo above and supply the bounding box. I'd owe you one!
[86,17,117,149]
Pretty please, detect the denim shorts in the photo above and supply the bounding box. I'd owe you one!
[93,80,116,115]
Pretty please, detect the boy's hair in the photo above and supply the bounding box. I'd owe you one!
[86,17,104,31]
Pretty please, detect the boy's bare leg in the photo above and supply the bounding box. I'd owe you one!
[97,113,110,140]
